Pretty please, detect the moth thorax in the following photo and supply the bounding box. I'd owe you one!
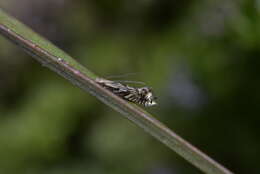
[138,87,157,106]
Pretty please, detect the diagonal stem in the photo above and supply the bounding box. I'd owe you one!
[0,9,233,174]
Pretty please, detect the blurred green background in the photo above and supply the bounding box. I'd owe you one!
[0,0,260,174]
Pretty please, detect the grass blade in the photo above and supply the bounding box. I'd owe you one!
[0,9,233,174]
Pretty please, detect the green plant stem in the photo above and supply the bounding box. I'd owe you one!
[0,9,233,174]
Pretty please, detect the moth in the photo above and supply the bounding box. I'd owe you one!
[95,78,157,107]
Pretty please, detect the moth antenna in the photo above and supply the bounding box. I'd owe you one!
[115,80,146,85]
[105,72,139,79]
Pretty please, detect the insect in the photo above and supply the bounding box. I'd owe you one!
[95,78,157,107]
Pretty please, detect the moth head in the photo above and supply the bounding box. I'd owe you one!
[140,87,157,107]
